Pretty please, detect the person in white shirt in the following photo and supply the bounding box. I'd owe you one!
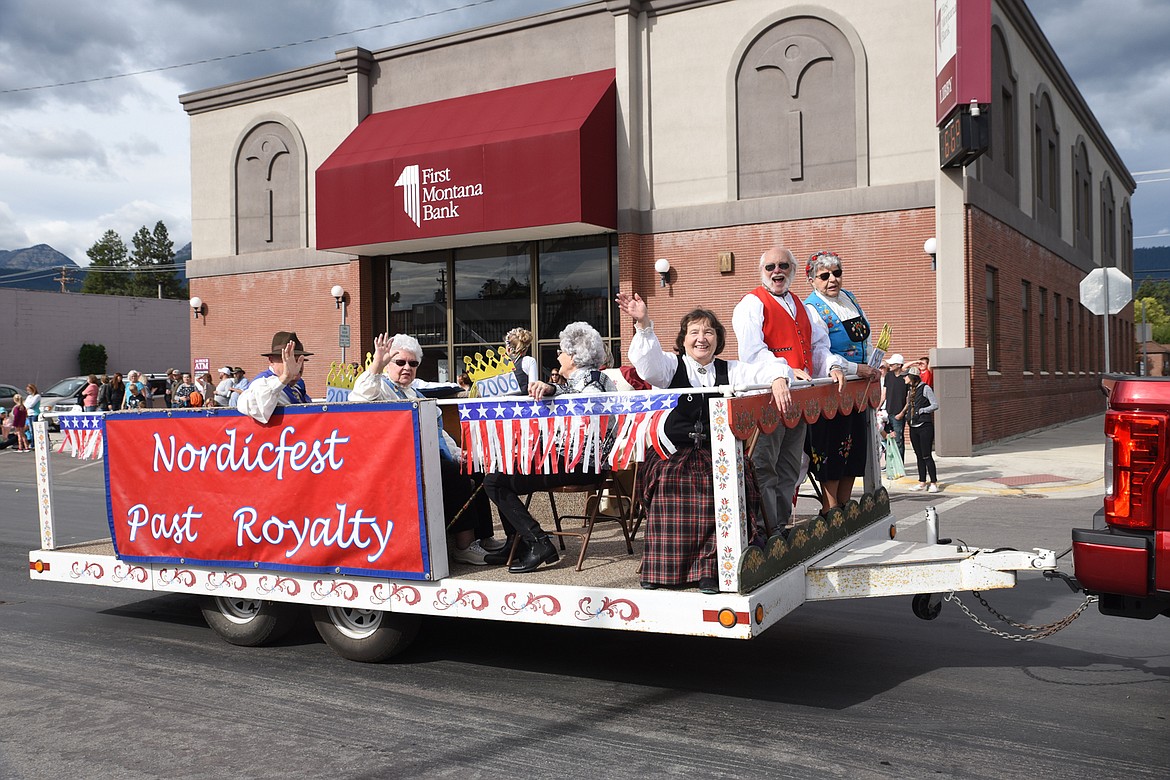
[236,332,312,424]
[213,367,234,407]
[731,247,848,537]
[617,291,793,592]
[348,332,500,565]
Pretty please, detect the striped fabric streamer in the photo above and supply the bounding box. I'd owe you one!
[458,391,682,475]
[56,413,105,460]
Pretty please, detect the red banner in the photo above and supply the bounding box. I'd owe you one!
[103,405,434,579]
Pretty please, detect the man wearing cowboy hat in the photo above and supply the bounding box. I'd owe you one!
[237,331,314,423]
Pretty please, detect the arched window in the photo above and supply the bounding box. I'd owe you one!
[981,25,1018,205]
[1100,174,1116,267]
[735,16,858,198]
[235,120,303,253]
[1072,139,1093,253]
[1031,89,1060,232]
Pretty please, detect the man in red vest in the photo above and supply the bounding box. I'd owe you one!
[733,247,847,536]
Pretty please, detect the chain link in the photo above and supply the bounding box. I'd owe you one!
[943,591,1097,641]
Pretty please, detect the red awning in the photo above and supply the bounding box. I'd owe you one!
[316,69,616,255]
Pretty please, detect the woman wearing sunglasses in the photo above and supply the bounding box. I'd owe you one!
[350,333,501,565]
[803,251,877,516]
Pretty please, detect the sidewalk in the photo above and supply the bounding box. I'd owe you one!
[887,413,1106,498]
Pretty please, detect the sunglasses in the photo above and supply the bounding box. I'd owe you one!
[763,262,791,272]
[392,359,421,367]
[816,269,843,281]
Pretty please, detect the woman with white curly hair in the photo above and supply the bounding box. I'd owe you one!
[349,333,501,565]
[483,321,617,573]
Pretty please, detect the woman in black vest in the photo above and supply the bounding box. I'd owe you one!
[617,292,794,593]
[902,368,940,492]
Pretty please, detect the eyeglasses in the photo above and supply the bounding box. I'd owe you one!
[816,269,843,281]
[763,262,791,272]
[392,359,420,367]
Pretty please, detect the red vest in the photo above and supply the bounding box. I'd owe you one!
[749,286,813,371]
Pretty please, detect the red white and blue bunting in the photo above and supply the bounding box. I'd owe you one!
[458,391,681,475]
[57,414,105,460]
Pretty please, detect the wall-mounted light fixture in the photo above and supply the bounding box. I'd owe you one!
[654,257,671,287]
[190,296,205,319]
[923,237,937,272]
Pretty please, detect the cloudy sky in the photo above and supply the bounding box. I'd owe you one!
[0,0,1167,265]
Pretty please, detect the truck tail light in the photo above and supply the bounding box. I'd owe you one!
[1104,411,1167,530]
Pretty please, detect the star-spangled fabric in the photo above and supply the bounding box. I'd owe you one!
[458,390,684,475]
[56,414,105,460]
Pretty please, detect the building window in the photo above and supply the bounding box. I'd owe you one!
[986,266,999,371]
[736,16,859,198]
[984,25,1018,204]
[1101,175,1116,267]
[1053,290,1062,372]
[1072,140,1093,253]
[1021,281,1032,371]
[1067,297,1075,372]
[1039,287,1048,371]
[1121,200,1133,275]
[1032,89,1061,232]
[381,234,619,383]
[235,120,303,254]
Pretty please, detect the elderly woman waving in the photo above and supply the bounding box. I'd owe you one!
[349,333,501,565]
[616,292,794,593]
[482,321,617,573]
[802,251,877,515]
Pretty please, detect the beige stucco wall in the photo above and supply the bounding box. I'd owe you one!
[187,80,357,264]
[635,0,938,210]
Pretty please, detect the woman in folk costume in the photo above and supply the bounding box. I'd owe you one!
[616,292,794,594]
[802,251,878,515]
[349,333,501,565]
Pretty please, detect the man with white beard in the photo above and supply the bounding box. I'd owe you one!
[732,247,847,537]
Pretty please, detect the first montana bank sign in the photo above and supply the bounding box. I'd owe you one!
[394,163,484,227]
[313,70,618,255]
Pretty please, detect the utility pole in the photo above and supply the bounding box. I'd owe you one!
[56,266,74,293]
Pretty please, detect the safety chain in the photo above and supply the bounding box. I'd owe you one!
[943,591,1098,641]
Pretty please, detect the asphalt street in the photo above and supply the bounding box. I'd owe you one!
[0,443,1167,779]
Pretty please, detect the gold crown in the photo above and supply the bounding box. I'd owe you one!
[326,353,373,390]
[464,346,515,382]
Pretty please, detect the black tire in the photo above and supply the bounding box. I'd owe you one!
[200,596,299,647]
[310,605,420,663]
[911,593,943,621]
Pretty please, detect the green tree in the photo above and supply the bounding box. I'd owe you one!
[1135,297,1170,343]
[80,230,132,295]
[86,221,187,299]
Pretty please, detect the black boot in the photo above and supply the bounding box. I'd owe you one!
[507,535,558,573]
[484,537,521,566]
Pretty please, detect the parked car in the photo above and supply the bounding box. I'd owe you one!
[0,383,18,411]
[38,376,90,429]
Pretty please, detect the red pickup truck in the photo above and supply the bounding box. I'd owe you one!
[1073,377,1170,619]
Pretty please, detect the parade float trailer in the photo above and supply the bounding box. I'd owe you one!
[28,380,1056,662]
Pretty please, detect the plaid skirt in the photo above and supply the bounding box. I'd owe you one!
[806,410,868,481]
[641,446,762,586]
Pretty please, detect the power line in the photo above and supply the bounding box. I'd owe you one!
[0,0,498,95]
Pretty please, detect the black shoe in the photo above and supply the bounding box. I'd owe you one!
[508,536,559,573]
[484,537,521,566]
[698,577,719,595]
[640,582,659,590]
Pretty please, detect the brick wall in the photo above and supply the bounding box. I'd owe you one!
[189,260,363,398]
[967,207,1124,443]
[618,209,938,368]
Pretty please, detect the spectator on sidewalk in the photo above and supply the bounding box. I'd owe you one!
[903,367,940,493]
[173,373,197,408]
[228,367,249,409]
[214,367,234,407]
[81,375,100,412]
[883,354,909,459]
[11,394,30,452]
[108,373,126,411]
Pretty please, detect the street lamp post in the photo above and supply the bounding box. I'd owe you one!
[331,285,348,365]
